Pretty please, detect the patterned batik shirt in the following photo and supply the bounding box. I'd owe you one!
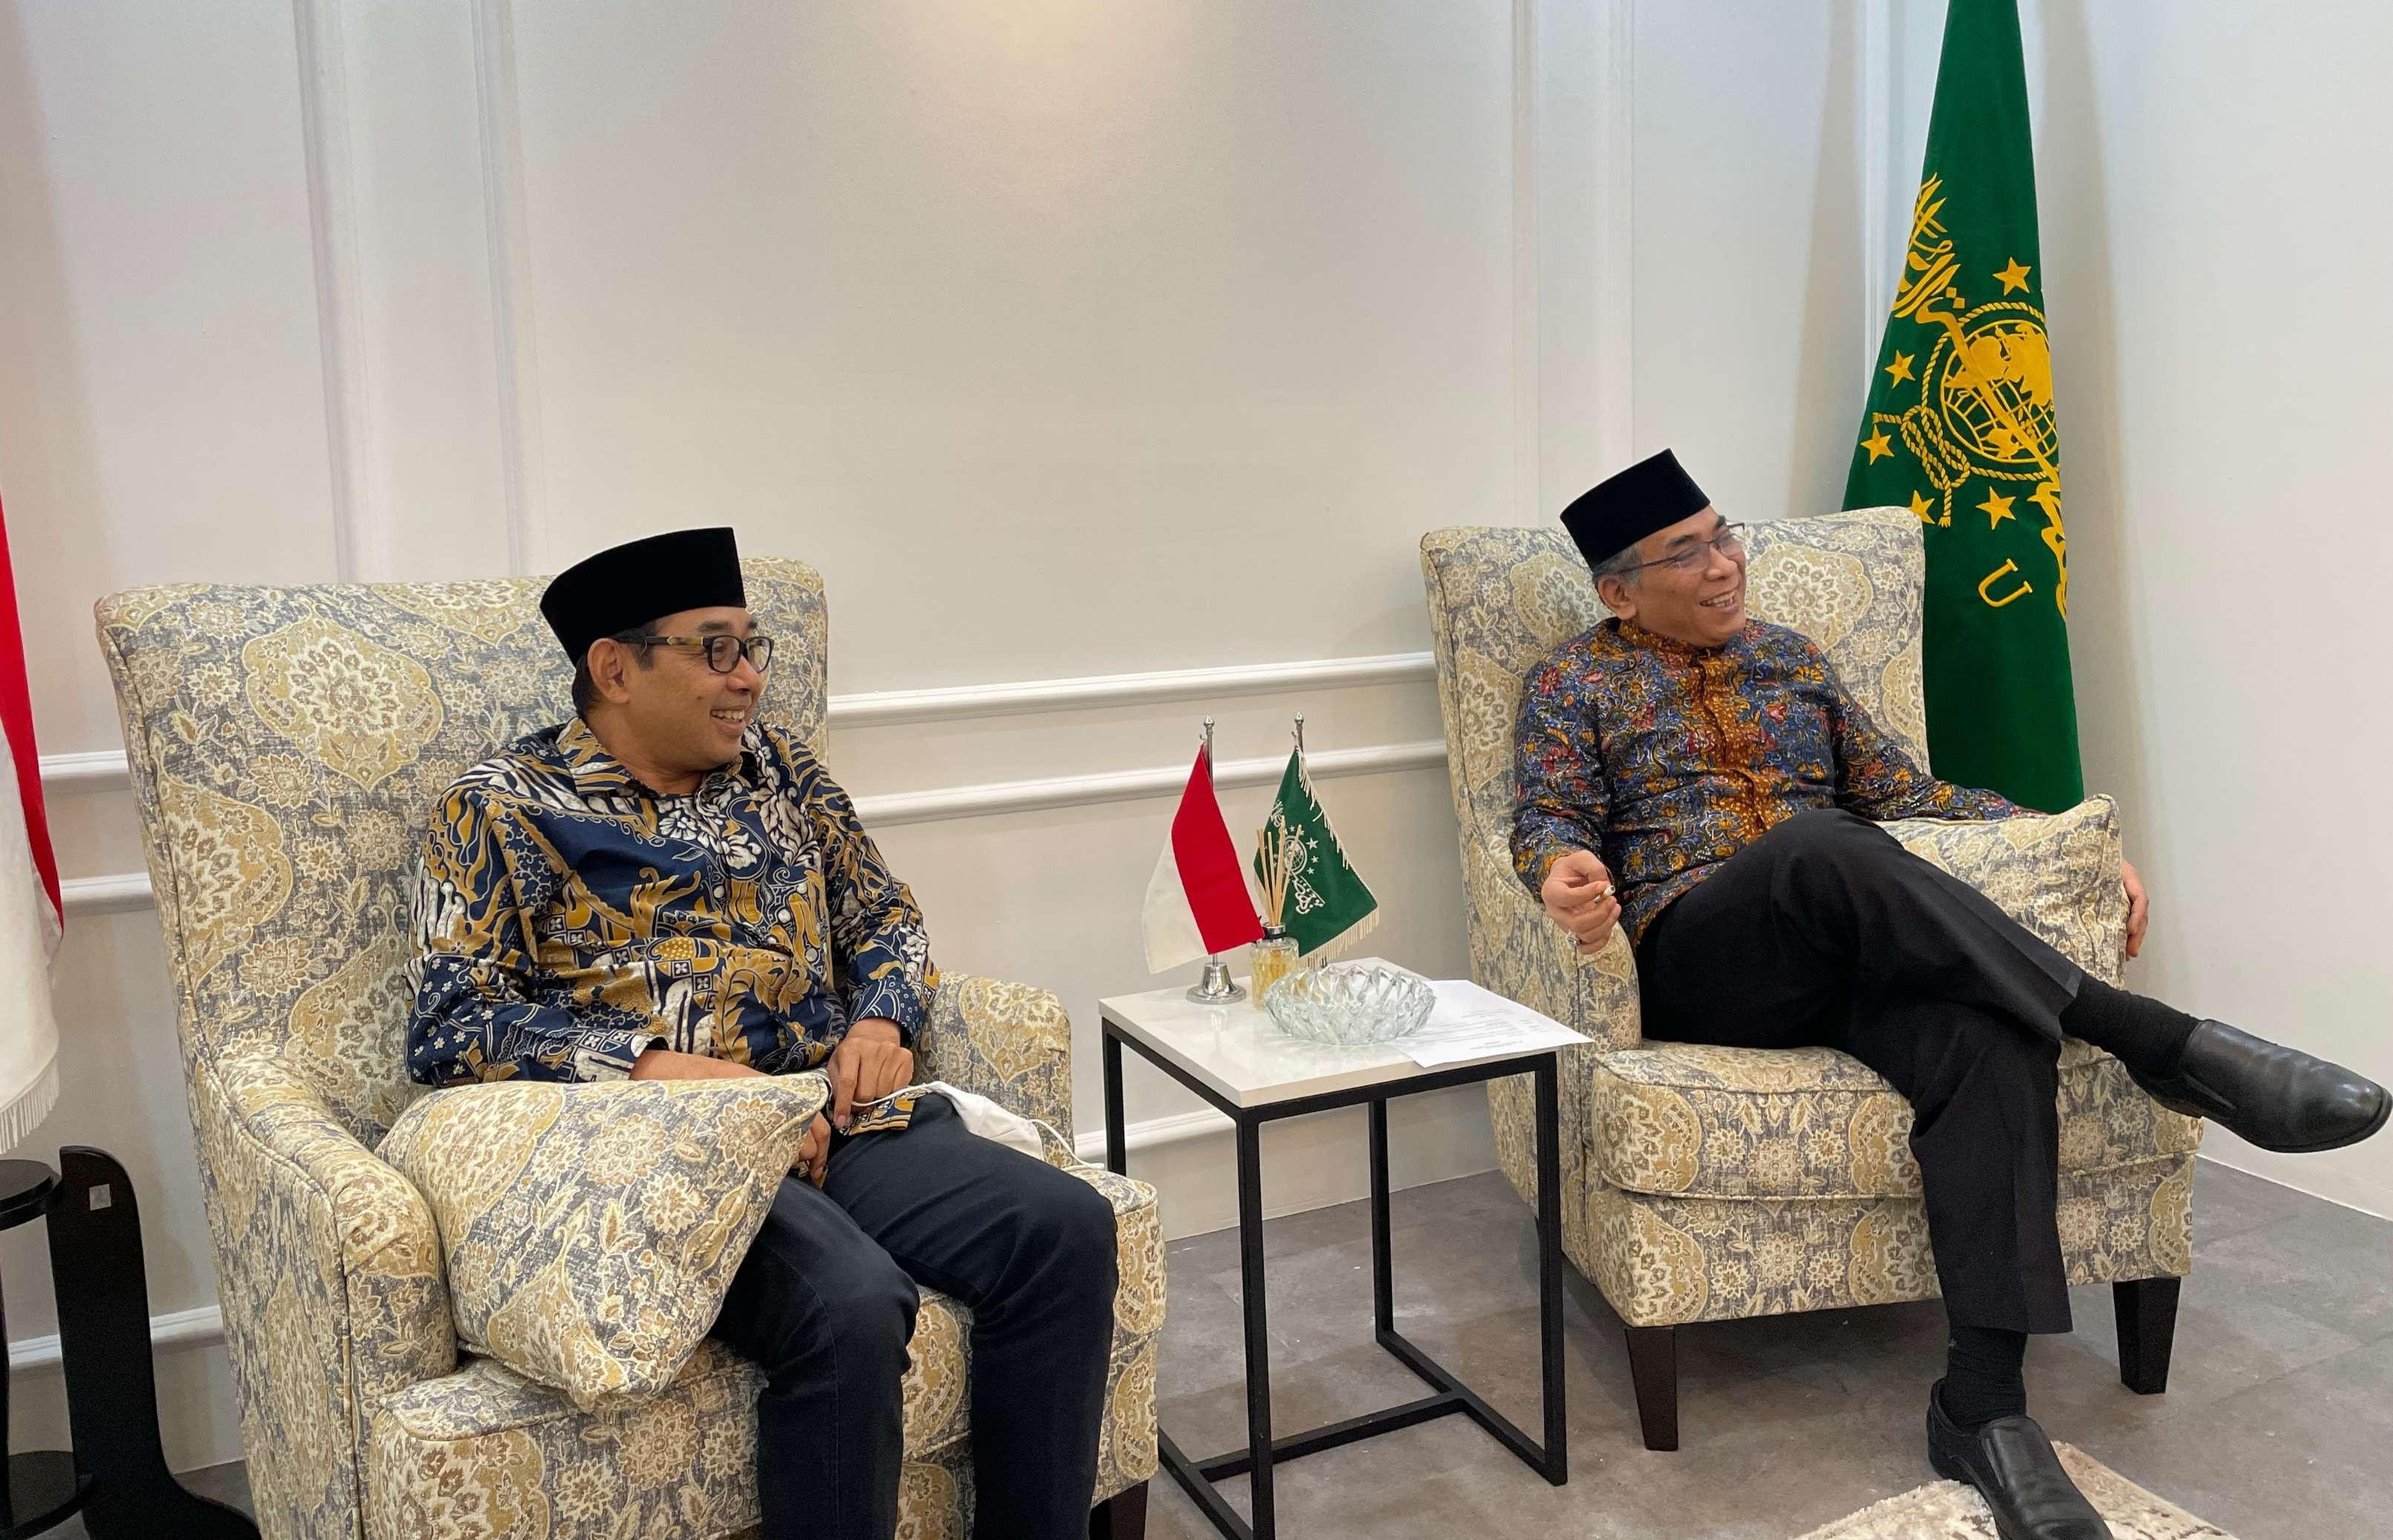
[1511,618,2023,945]
[407,715,936,1131]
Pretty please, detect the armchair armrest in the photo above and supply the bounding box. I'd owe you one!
[916,973,1074,1131]
[1882,794,2130,985]
[209,1053,456,1409]
[1463,834,1643,1051]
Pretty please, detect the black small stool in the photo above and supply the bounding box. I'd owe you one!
[0,1149,255,1539]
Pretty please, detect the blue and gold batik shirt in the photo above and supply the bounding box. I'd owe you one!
[1511,618,2021,944]
[407,716,936,1128]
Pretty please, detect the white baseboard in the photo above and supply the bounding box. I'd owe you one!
[6,1301,226,1373]
[1083,1084,1500,1240]
[2195,1136,2393,1224]
[4,1312,241,1473]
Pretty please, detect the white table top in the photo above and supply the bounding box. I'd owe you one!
[1097,958,1555,1110]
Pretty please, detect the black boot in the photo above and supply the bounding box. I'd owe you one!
[2128,1021,2389,1154]
[1926,1381,2111,1540]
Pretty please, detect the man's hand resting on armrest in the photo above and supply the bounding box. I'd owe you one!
[1541,849,1622,957]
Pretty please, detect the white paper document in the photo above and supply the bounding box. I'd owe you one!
[1399,979,1589,1067]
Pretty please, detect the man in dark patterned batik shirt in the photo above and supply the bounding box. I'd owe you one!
[1514,451,2386,1540]
[407,527,1117,1540]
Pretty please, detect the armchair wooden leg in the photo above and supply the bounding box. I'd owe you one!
[1089,1479,1149,1540]
[2115,1277,2182,1395]
[1624,1324,1680,1452]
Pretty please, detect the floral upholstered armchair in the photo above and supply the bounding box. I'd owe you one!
[1418,508,2199,1450]
[96,562,1163,1540]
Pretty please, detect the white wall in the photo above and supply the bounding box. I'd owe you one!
[1882,0,2393,1218]
[0,0,1523,1468]
[0,0,2243,1472]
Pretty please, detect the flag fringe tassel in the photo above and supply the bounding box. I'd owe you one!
[0,1056,59,1155]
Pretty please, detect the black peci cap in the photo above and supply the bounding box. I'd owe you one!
[1558,450,1712,571]
[539,527,748,663]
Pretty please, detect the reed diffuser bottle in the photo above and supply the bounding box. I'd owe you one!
[1251,822,1301,1006]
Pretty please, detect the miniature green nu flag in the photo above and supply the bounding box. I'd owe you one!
[1843,0,2083,814]
[1254,748,1379,958]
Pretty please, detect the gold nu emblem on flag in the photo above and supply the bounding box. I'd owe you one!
[1866,176,2069,616]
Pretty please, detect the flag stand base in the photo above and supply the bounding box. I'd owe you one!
[1186,956,1246,1004]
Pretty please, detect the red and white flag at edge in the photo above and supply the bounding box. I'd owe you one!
[0,493,62,1152]
[1141,743,1264,974]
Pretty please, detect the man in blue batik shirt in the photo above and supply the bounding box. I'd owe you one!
[407,527,1117,1540]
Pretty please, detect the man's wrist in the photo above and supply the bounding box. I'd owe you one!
[847,1016,905,1046]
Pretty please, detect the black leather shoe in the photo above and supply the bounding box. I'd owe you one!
[2127,1020,2389,1153]
[1926,1382,2111,1540]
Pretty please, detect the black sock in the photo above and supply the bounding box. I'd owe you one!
[1942,1324,2029,1427]
[2059,975,2199,1076]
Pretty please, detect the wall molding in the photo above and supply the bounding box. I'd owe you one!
[1510,0,1542,528]
[39,651,1439,800]
[470,0,547,578]
[1071,1107,1228,1165]
[55,737,1448,918]
[1857,0,1903,373]
[59,874,156,918]
[291,0,375,583]
[1590,0,1635,475]
[853,739,1447,830]
[8,1303,223,1375]
[833,651,1433,728]
[36,750,126,794]
[49,649,1445,915]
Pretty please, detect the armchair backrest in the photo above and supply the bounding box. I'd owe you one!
[96,559,830,1145]
[1417,507,1932,855]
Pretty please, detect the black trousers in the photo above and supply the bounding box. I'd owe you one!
[1635,808,2085,1334]
[709,1094,1120,1540]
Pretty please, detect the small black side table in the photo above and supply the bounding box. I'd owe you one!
[1099,974,1567,1540]
[0,1148,255,1539]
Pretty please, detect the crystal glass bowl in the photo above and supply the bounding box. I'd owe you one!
[1262,964,1435,1046]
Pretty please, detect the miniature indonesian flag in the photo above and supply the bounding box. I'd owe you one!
[0,493,60,1151]
[1141,744,1263,973]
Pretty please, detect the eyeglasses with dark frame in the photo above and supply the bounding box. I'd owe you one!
[1612,522,1750,578]
[631,634,777,674]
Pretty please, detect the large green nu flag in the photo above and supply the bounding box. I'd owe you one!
[1844,0,2083,812]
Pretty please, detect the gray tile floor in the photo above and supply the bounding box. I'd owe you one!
[69,1157,2392,1540]
[1146,1159,2393,1540]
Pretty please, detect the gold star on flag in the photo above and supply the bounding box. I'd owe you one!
[1861,428,1894,463]
[1907,490,1934,522]
[1977,490,2017,527]
[1994,258,2032,294]
[1885,352,1916,386]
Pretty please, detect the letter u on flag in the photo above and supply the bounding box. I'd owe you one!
[1142,743,1263,974]
[0,491,62,1152]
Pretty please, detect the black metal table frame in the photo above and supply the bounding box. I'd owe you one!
[1101,1018,1566,1540]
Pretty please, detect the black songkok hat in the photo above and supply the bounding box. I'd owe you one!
[539,527,748,663]
[1559,450,1712,571]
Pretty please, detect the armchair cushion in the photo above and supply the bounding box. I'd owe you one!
[1592,1038,2205,1200]
[377,1076,828,1412]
